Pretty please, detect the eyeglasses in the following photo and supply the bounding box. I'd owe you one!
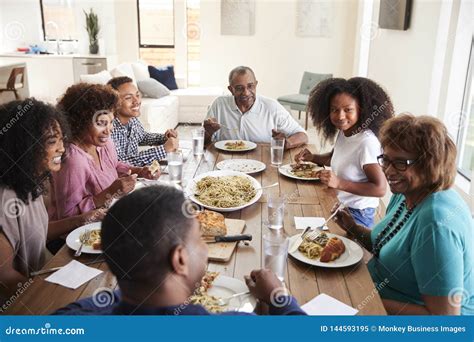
[377,154,418,171]
[231,84,256,94]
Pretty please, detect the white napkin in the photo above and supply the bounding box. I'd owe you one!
[45,260,103,290]
[294,216,327,230]
[302,293,359,315]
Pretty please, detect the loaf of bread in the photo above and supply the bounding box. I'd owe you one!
[196,210,227,237]
[320,237,345,262]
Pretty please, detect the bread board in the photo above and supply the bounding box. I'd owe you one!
[207,218,246,262]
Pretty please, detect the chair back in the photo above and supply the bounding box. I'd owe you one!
[7,67,25,90]
[299,72,332,95]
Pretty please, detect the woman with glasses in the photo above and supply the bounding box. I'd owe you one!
[295,77,394,227]
[333,114,473,315]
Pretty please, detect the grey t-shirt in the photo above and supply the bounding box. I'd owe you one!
[0,187,48,277]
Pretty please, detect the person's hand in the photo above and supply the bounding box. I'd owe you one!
[165,129,178,139]
[271,129,286,140]
[109,172,137,195]
[81,208,107,224]
[244,269,284,304]
[203,118,221,134]
[164,137,179,153]
[294,148,313,163]
[137,166,160,180]
[332,203,357,235]
[317,170,341,189]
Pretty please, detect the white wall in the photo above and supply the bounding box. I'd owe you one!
[367,0,442,116]
[199,0,359,99]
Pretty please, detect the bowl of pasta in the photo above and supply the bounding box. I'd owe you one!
[185,170,263,212]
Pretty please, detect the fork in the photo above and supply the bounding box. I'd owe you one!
[75,230,90,257]
[217,291,251,306]
[305,203,345,240]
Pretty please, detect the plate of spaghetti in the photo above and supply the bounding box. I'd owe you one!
[215,140,257,152]
[185,170,262,212]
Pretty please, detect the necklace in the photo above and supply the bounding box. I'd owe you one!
[372,200,415,258]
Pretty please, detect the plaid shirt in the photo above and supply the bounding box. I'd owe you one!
[111,117,167,167]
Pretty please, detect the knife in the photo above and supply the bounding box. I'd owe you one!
[203,234,252,243]
[30,259,105,276]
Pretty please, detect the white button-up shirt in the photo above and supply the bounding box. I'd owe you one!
[206,95,306,143]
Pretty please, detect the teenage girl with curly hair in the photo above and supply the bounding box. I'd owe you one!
[295,77,394,227]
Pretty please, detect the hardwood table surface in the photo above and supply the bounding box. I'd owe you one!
[5,143,386,315]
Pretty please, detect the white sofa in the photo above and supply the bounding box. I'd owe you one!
[80,62,224,133]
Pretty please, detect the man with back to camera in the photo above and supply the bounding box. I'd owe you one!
[54,185,307,316]
[203,66,308,149]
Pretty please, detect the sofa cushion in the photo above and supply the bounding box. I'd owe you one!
[132,62,149,82]
[138,78,170,99]
[111,63,136,84]
[79,70,112,84]
[148,65,178,90]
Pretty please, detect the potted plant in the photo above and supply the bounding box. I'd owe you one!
[84,8,100,54]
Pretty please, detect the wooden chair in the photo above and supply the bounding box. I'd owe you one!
[0,67,25,100]
[277,72,332,129]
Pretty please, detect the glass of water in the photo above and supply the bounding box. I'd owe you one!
[267,195,285,229]
[271,137,285,166]
[167,151,183,184]
[263,229,289,282]
[192,127,205,156]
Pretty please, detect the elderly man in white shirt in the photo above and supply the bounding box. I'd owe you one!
[203,66,308,149]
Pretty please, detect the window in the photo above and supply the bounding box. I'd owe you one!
[456,40,474,179]
[138,0,174,47]
[40,0,78,41]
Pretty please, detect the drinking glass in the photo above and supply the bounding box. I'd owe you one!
[192,127,205,156]
[167,151,183,184]
[267,195,285,229]
[263,229,289,282]
[271,137,285,166]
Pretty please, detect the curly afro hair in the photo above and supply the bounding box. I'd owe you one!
[307,77,394,144]
[57,83,119,141]
[0,98,70,203]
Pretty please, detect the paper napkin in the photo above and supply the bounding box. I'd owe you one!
[45,260,103,290]
[302,293,359,315]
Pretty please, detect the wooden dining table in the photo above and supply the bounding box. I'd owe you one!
[5,143,386,315]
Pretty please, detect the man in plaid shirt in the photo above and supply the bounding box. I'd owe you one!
[108,77,179,167]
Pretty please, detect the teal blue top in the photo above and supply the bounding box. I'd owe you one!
[368,189,474,315]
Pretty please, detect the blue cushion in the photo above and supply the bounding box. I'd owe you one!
[148,65,178,90]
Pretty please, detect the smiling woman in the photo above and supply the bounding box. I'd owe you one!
[0,99,69,301]
[333,114,474,315]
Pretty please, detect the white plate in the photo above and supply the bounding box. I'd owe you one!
[216,159,266,174]
[278,163,322,181]
[208,275,256,313]
[185,170,262,212]
[66,223,102,254]
[215,140,257,152]
[288,232,363,268]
